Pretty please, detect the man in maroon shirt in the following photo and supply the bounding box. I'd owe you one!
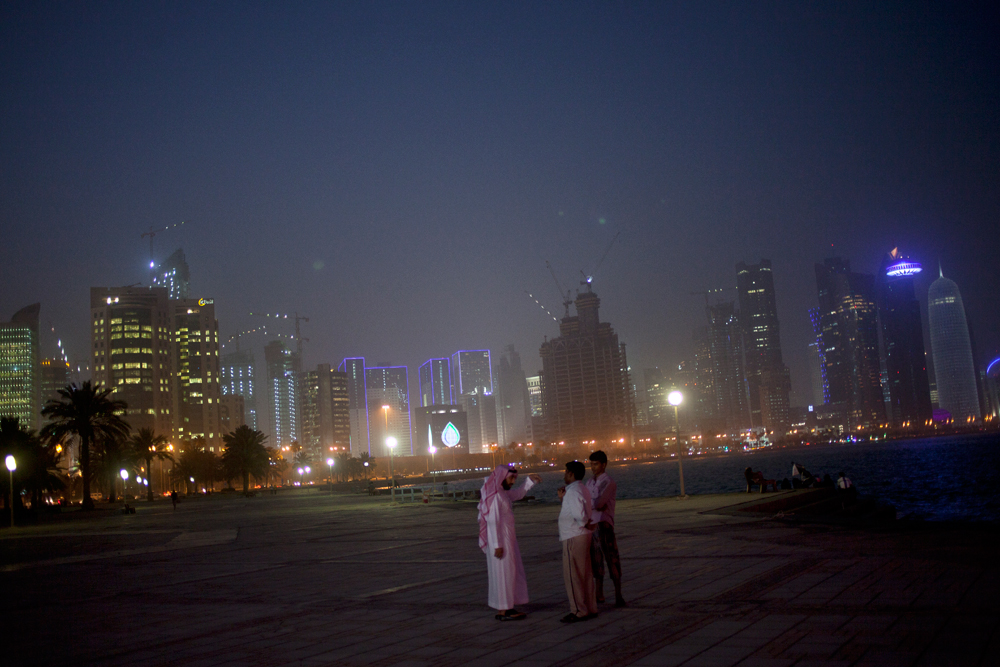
[586,450,625,607]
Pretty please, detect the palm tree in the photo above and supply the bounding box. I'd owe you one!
[41,382,130,510]
[128,428,173,501]
[0,417,64,512]
[221,425,269,495]
[93,430,138,502]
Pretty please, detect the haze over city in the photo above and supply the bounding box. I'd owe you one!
[3,2,998,409]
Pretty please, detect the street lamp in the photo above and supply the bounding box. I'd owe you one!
[326,457,334,487]
[428,445,437,497]
[386,436,397,502]
[668,390,687,498]
[120,469,130,503]
[297,467,304,485]
[5,455,15,528]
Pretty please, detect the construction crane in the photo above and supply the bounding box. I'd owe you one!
[248,311,310,360]
[580,230,622,288]
[141,221,188,283]
[545,260,574,317]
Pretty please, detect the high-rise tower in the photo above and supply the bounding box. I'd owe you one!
[221,349,258,430]
[928,267,980,422]
[0,304,40,428]
[153,248,191,300]
[90,288,175,437]
[337,357,369,456]
[539,288,634,446]
[878,249,932,426]
[172,298,222,449]
[736,259,791,434]
[418,358,452,407]
[299,364,351,458]
[814,259,885,429]
[494,345,531,444]
[264,340,298,446]
[705,302,751,434]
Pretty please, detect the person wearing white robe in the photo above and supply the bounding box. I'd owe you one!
[478,465,541,620]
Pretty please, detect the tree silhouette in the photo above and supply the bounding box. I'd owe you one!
[93,430,138,502]
[221,425,268,495]
[0,417,64,511]
[172,446,220,493]
[128,428,173,501]
[41,382,130,510]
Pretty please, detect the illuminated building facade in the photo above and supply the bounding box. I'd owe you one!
[91,287,175,437]
[338,357,369,456]
[221,349,257,430]
[736,259,790,434]
[878,249,932,426]
[458,391,498,454]
[413,405,469,455]
[814,258,885,429]
[928,268,980,421]
[986,358,1000,420]
[366,366,411,457]
[0,304,40,428]
[299,364,351,458]
[418,358,452,407]
[172,298,222,450]
[264,340,298,447]
[153,248,191,300]
[644,368,667,428]
[539,288,634,447]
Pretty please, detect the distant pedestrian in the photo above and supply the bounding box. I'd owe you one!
[478,465,541,621]
[587,451,625,607]
[170,490,178,510]
[557,461,598,623]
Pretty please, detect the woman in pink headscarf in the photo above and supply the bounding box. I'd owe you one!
[478,465,542,620]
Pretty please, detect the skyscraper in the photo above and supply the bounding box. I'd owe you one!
[986,358,1000,420]
[39,357,70,415]
[494,345,531,444]
[366,366,411,457]
[220,348,257,430]
[451,350,492,397]
[814,259,885,429]
[264,340,298,447]
[299,364,351,459]
[928,267,980,421]
[539,288,634,446]
[418,358,452,407]
[690,326,714,432]
[878,249,932,426]
[459,392,498,453]
[337,357,369,456]
[643,368,667,428]
[736,259,791,434]
[705,302,751,434]
[153,248,191,300]
[90,287,174,437]
[0,304,40,428]
[172,298,222,450]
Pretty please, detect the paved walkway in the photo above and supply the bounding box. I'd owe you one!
[3,488,998,666]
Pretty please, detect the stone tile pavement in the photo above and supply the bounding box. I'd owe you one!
[2,488,998,666]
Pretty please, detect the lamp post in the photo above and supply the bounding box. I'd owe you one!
[668,390,686,498]
[120,469,129,504]
[428,445,437,497]
[297,467,304,486]
[326,457,334,492]
[5,455,15,528]
[386,436,397,502]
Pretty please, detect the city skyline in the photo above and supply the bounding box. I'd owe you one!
[2,3,998,413]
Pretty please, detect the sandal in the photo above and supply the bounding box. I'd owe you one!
[496,610,526,621]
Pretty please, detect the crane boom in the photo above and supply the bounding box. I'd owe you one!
[141,220,188,283]
[545,260,573,317]
[582,230,622,287]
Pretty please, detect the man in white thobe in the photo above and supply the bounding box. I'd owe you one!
[478,465,541,620]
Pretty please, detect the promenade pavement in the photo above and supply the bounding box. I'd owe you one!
[2,487,998,667]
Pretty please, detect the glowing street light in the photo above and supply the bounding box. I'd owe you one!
[5,455,15,529]
[667,390,687,498]
[428,445,437,497]
[326,457,335,484]
[386,436,397,502]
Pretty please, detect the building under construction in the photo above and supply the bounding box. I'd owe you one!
[539,288,634,447]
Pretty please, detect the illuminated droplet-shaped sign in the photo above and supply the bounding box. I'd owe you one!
[441,422,461,448]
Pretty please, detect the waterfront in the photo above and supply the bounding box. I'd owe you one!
[440,433,1000,522]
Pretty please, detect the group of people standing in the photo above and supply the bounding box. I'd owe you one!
[477,450,625,624]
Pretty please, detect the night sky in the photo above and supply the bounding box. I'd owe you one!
[3,2,998,406]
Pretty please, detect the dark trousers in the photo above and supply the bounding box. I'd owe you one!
[590,521,622,588]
